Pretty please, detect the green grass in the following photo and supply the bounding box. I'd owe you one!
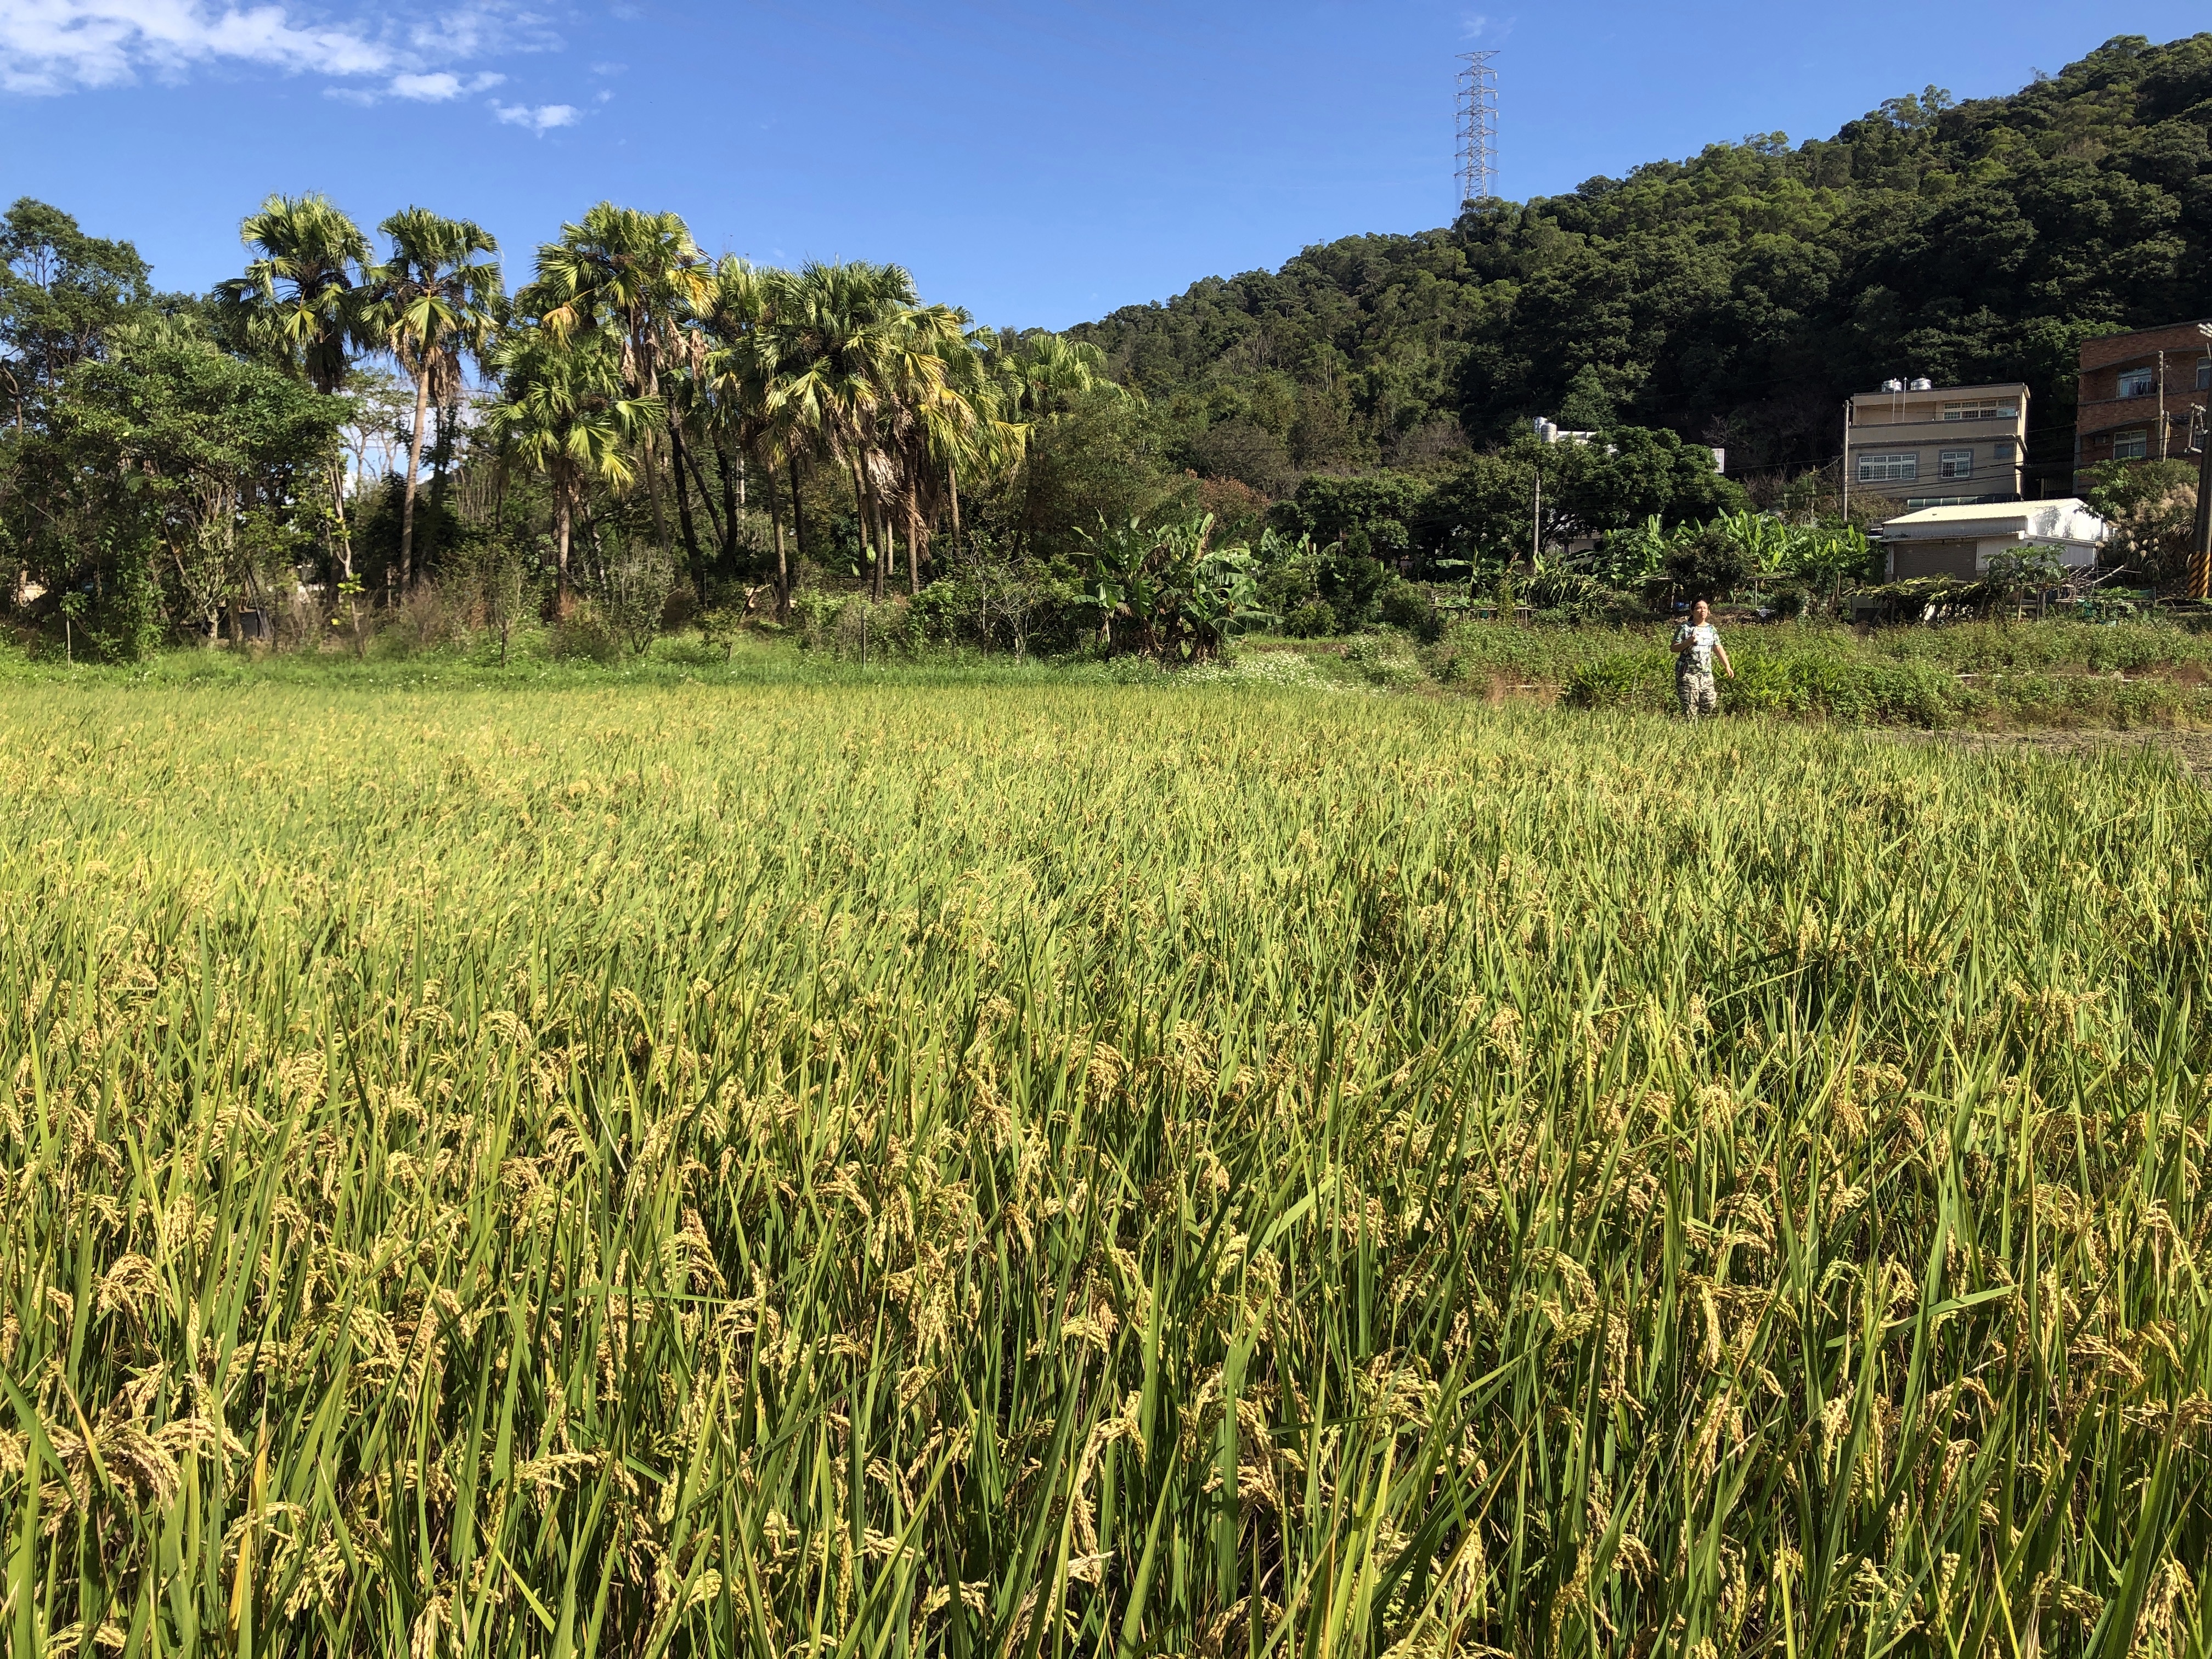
[15,614,2212,729]
[1448,618,2212,727]
[4,681,2211,1656]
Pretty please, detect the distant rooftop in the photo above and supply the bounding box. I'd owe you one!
[1883,498,2089,526]
[1850,380,2027,399]
[1880,500,2106,546]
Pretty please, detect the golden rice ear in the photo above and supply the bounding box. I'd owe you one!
[6,661,2196,1652]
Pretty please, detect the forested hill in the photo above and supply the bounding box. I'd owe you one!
[1069,33,2212,494]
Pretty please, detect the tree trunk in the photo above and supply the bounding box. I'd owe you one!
[715,436,740,558]
[851,458,882,602]
[786,453,806,622]
[680,430,729,550]
[424,396,455,581]
[906,500,920,595]
[669,421,709,606]
[641,437,674,563]
[553,465,574,618]
[948,463,962,558]
[763,454,789,620]
[329,457,356,582]
[399,366,430,590]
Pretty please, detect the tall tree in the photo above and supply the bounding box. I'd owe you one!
[218,193,371,579]
[983,329,1115,553]
[483,329,660,612]
[692,257,791,605]
[757,262,940,600]
[522,205,710,592]
[360,208,503,590]
[0,198,151,426]
[880,304,986,593]
[1,199,154,607]
[4,320,343,656]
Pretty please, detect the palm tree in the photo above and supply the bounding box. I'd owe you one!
[483,329,661,612]
[522,205,710,588]
[693,257,795,611]
[877,304,986,594]
[360,208,503,590]
[221,193,371,394]
[696,260,1012,607]
[219,193,371,578]
[759,262,972,601]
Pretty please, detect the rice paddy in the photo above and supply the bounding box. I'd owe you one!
[4,680,2211,1657]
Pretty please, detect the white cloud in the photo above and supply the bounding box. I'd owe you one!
[0,0,552,96]
[388,66,499,98]
[1,0,385,92]
[489,97,573,132]
[388,69,458,97]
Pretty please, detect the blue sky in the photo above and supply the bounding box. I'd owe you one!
[1,2,2203,328]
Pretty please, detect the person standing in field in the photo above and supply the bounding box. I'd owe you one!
[1672,599,1735,720]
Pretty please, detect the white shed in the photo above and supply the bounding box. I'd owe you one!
[1880,499,2108,581]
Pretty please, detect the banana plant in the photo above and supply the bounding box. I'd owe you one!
[1081,512,1273,661]
[1712,507,1794,577]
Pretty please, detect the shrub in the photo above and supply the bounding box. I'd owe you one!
[550,602,622,664]
[1662,523,1758,601]
[1342,630,1427,689]
[1283,599,1338,638]
[1375,576,1442,641]
[1315,550,1387,626]
[1562,650,1671,711]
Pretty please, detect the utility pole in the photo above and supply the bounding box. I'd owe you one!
[1841,399,1852,522]
[2158,349,2168,459]
[1531,464,1542,564]
[2192,323,2212,601]
[1457,52,1499,209]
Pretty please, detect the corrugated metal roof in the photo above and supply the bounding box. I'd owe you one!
[1879,499,2107,541]
[1884,499,2092,526]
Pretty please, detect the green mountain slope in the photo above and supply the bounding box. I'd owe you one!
[1070,33,2212,495]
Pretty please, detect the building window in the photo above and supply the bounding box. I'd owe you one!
[1858,453,1918,483]
[2198,360,2210,391]
[1992,439,2016,461]
[1942,400,2019,421]
[2113,430,2148,460]
[2117,368,2156,398]
[1938,449,1973,479]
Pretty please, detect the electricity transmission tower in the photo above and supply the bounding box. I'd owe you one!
[1457,51,1499,208]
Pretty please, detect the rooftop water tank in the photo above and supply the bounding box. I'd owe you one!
[1881,379,1905,392]
[1909,377,1933,391]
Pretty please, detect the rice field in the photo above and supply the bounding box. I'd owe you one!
[4,681,2211,1658]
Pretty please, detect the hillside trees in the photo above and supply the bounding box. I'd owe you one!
[1073,33,2212,492]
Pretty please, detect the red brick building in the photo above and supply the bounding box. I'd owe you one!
[2075,319,2212,487]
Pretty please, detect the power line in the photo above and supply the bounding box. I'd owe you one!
[1457,52,1498,210]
